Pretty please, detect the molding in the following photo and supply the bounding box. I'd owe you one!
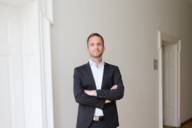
[157,31,163,128]
[39,0,53,24]
[157,30,181,128]
[38,2,54,128]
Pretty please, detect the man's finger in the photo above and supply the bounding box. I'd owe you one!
[105,100,111,104]
[111,85,118,90]
[84,90,88,94]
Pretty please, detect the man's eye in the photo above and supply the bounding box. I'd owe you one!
[98,43,102,46]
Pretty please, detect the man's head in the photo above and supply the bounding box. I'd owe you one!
[87,33,105,59]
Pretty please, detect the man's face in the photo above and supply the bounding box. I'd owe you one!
[87,36,105,59]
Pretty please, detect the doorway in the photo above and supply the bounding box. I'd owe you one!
[157,31,181,128]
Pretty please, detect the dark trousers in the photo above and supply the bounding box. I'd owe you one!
[89,121,109,128]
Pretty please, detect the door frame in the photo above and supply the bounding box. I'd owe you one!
[157,31,181,128]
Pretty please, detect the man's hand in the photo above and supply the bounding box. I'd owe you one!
[105,85,118,104]
[105,100,111,104]
[111,85,118,90]
[84,90,97,97]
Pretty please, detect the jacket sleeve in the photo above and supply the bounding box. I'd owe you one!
[96,66,124,100]
[73,68,105,108]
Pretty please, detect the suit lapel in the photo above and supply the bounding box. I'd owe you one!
[85,62,97,89]
[85,62,109,90]
[101,63,109,89]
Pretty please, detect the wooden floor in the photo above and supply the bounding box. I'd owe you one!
[164,121,192,128]
[182,121,192,128]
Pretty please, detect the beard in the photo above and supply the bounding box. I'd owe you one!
[90,52,103,58]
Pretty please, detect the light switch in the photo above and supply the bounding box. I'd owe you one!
[153,59,158,70]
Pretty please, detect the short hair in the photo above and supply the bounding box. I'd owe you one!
[87,33,104,46]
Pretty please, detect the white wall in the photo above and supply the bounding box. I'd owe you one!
[51,0,192,128]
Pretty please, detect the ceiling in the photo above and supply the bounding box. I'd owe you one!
[0,0,32,6]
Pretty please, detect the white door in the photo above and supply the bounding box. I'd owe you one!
[0,4,25,128]
[0,1,54,128]
[162,42,179,127]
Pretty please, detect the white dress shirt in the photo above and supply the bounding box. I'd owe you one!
[89,59,104,117]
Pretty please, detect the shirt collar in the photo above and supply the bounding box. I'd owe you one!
[89,59,104,68]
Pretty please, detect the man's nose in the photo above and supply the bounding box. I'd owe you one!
[95,46,99,50]
[94,45,98,49]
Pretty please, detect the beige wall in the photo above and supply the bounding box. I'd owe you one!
[180,1,192,123]
[51,0,192,127]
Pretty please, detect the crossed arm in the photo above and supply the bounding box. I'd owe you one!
[84,85,118,103]
[73,66,124,108]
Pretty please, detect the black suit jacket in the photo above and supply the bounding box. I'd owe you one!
[73,62,124,128]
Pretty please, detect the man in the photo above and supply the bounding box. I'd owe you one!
[73,33,124,128]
